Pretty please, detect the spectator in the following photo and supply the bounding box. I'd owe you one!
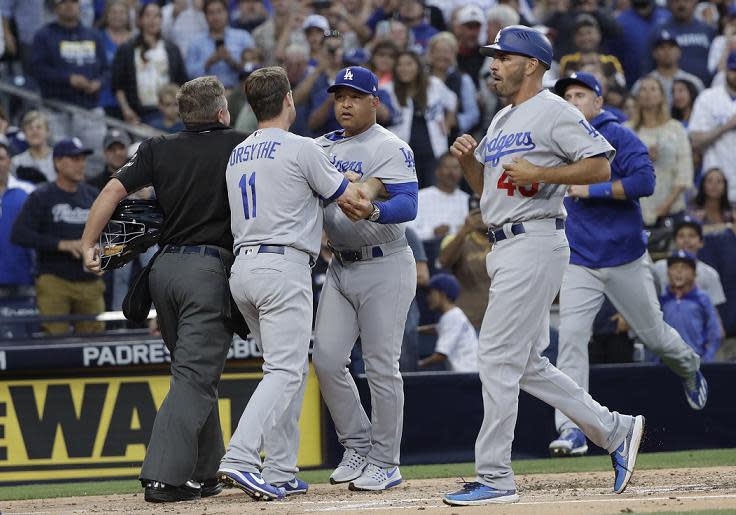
[11,139,105,335]
[689,51,736,203]
[98,0,132,119]
[227,65,259,133]
[411,152,469,241]
[453,5,485,88]
[369,40,399,87]
[282,44,311,136]
[30,0,107,160]
[161,0,207,57]
[303,14,330,67]
[706,5,736,78]
[656,0,715,86]
[112,3,187,126]
[699,224,736,345]
[0,0,45,78]
[148,84,186,133]
[0,106,26,156]
[398,0,438,52]
[671,77,700,126]
[631,30,704,105]
[544,0,621,60]
[386,51,457,188]
[325,0,372,50]
[298,32,346,135]
[438,196,491,330]
[0,141,35,339]
[689,167,735,231]
[186,0,256,90]
[652,216,726,306]
[230,0,267,32]
[427,31,479,142]
[611,0,671,87]
[486,5,520,53]
[375,19,413,53]
[251,0,306,66]
[401,226,430,372]
[418,273,479,372]
[559,14,626,91]
[628,76,693,226]
[11,111,55,183]
[87,128,131,190]
[659,250,721,362]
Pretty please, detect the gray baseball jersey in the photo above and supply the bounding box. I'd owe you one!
[474,90,615,227]
[315,123,417,249]
[226,128,347,258]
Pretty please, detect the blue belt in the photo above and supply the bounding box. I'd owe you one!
[487,218,565,244]
[257,245,285,255]
[164,245,221,259]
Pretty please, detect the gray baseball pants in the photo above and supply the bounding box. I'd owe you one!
[555,254,700,432]
[475,223,633,491]
[220,247,313,480]
[313,246,416,468]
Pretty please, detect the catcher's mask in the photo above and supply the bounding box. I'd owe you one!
[99,199,164,270]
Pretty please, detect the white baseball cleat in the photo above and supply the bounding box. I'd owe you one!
[348,464,402,491]
[329,448,367,484]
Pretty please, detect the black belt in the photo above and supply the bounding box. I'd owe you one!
[329,245,384,264]
[237,244,286,256]
[164,245,221,259]
[487,218,565,244]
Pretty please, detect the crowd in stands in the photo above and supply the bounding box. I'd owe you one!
[1,0,735,368]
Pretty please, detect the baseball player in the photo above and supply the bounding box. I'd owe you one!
[311,66,418,491]
[549,72,707,458]
[216,67,363,501]
[444,27,644,506]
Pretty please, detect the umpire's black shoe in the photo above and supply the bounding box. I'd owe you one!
[142,479,201,503]
[200,478,224,498]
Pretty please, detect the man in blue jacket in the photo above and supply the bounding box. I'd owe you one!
[549,72,707,457]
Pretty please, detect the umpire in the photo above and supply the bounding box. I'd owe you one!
[81,76,247,503]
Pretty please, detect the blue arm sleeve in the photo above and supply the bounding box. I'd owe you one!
[703,296,722,362]
[374,182,418,224]
[613,128,656,200]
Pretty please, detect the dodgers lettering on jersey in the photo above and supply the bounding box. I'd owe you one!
[226,128,346,258]
[316,124,418,249]
[474,89,615,227]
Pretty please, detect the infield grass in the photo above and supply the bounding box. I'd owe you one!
[0,448,734,501]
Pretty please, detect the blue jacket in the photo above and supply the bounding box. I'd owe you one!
[29,22,107,109]
[565,110,655,269]
[660,287,721,362]
[612,7,671,87]
[0,179,34,286]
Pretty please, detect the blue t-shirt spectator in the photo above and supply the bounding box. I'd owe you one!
[660,286,721,361]
[699,227,736,337]
[186,26,255,89]
[612,6,671,87]
[0,176,35,287]
[654,18,715,86]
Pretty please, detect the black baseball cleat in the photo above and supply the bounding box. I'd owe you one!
[142,479,201,503]
[200,478,224,498]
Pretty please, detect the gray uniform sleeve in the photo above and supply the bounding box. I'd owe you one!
[298,139,348,200]
[370,138,418,185]
[552,104,616,164]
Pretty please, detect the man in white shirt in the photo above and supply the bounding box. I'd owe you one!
[411,152,469,241]
[418,273,478,372]
[689,50,736,203]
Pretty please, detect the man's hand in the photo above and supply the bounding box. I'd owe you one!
[503,158,541,186]
[58,239,84,259]
[567,185,589,199]
[433,224,450,238]
[450,134,478,167]
[647,145,658,161]
[611,313,630,334]
[85,79,102,95]
[83,245,104,276]
[69,74,89,90]
[344,171,362,183]
[338,186,373,221]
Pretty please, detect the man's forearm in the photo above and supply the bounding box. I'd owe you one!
[691,127,730,153]
[539,156,610,185]
[81,179,129,248]
[462,160,484,195]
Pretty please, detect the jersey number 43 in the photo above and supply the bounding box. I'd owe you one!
[239,172,257,219]
[497,172,539,197]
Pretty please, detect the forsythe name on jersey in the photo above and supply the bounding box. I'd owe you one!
[229,139,282,165]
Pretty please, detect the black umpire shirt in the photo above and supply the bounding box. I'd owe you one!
[114,123,247,249]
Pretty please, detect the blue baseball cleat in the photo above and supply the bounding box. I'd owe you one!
[549,428,589,457]
[217,468,285,501]
[273,477,309,495]
[683,371,708,410]
[443,482,519,505]
[610,415,645,494]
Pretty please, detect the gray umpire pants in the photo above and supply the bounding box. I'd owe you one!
[555,254,700,432]
[220,247,313,480]
[140,248,234,486]
[475,224,633,491]
[313,246,416,468]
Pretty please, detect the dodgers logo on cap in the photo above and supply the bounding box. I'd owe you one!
[327,66,378,96]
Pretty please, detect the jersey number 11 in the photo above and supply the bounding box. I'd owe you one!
[239,172,257,219]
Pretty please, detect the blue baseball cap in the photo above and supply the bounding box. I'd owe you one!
[427,273,461,301]
[674,214,703,239]
[343,48,369,67]
[667,249,697,269]
[327,66,378,96]
[728,50,736,71]
[654,29,680,48]
[554,72,602,97]
[53,138,94,158]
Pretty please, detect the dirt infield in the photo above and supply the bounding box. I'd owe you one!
[4,466,736,515]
